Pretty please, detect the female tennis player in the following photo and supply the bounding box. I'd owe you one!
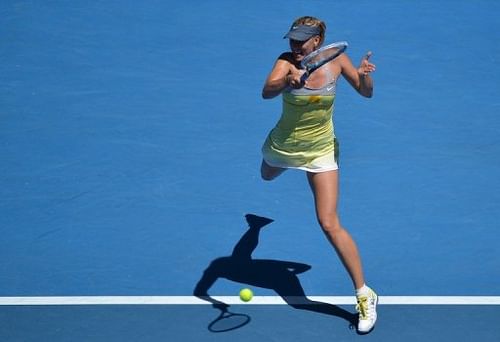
[260,16,378,334]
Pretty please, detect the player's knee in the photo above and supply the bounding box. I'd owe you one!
[318,215,342,235]
[260,166,279,181]
[261,171,276,181]
[260,161,284,181]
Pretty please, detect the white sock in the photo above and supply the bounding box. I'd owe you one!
[356,284,370,296]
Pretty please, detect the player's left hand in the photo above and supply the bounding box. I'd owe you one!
[357,51,376,76]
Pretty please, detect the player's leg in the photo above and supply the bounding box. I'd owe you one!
[260,160,286,181]
[306,170,377,333]
[306,170,365,288]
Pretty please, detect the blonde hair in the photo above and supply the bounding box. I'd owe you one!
[291,16,326,45]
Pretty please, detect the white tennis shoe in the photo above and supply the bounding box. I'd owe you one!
[356,287,378,333]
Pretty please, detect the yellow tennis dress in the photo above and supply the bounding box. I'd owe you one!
[262,79,339,172]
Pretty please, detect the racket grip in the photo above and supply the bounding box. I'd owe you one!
[300,72,309,83]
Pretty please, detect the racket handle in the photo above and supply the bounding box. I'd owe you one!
[300,72,309,83]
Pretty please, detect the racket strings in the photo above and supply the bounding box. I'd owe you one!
[304,47,342,69]
[301,42,348,74]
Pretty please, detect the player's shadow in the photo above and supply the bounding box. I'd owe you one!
[194,214,357,329]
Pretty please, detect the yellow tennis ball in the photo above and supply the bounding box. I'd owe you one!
[239,288,253,302]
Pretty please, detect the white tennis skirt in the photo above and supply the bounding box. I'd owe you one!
[262,148,339,173]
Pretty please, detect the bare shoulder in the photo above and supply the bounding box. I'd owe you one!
[336,53,355,69]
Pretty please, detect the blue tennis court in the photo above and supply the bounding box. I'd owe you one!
[1,0,499,340]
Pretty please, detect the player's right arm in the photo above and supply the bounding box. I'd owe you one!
[262,56,291,99]
[262,53,304,99]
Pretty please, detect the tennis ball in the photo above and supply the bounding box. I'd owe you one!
[239,288,253,302]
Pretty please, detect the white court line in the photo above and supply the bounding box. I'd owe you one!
[0,296,499,306]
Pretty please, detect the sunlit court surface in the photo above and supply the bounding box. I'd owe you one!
[1,1,500,341]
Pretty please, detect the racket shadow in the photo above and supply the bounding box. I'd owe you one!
[194,214,357,331]
[207,305,251,333]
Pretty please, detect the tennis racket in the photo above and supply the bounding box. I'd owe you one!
[300,41,348,82]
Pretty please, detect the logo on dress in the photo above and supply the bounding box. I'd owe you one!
[308,95,321,103]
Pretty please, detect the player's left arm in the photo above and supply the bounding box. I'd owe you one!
[340,52,375,98]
